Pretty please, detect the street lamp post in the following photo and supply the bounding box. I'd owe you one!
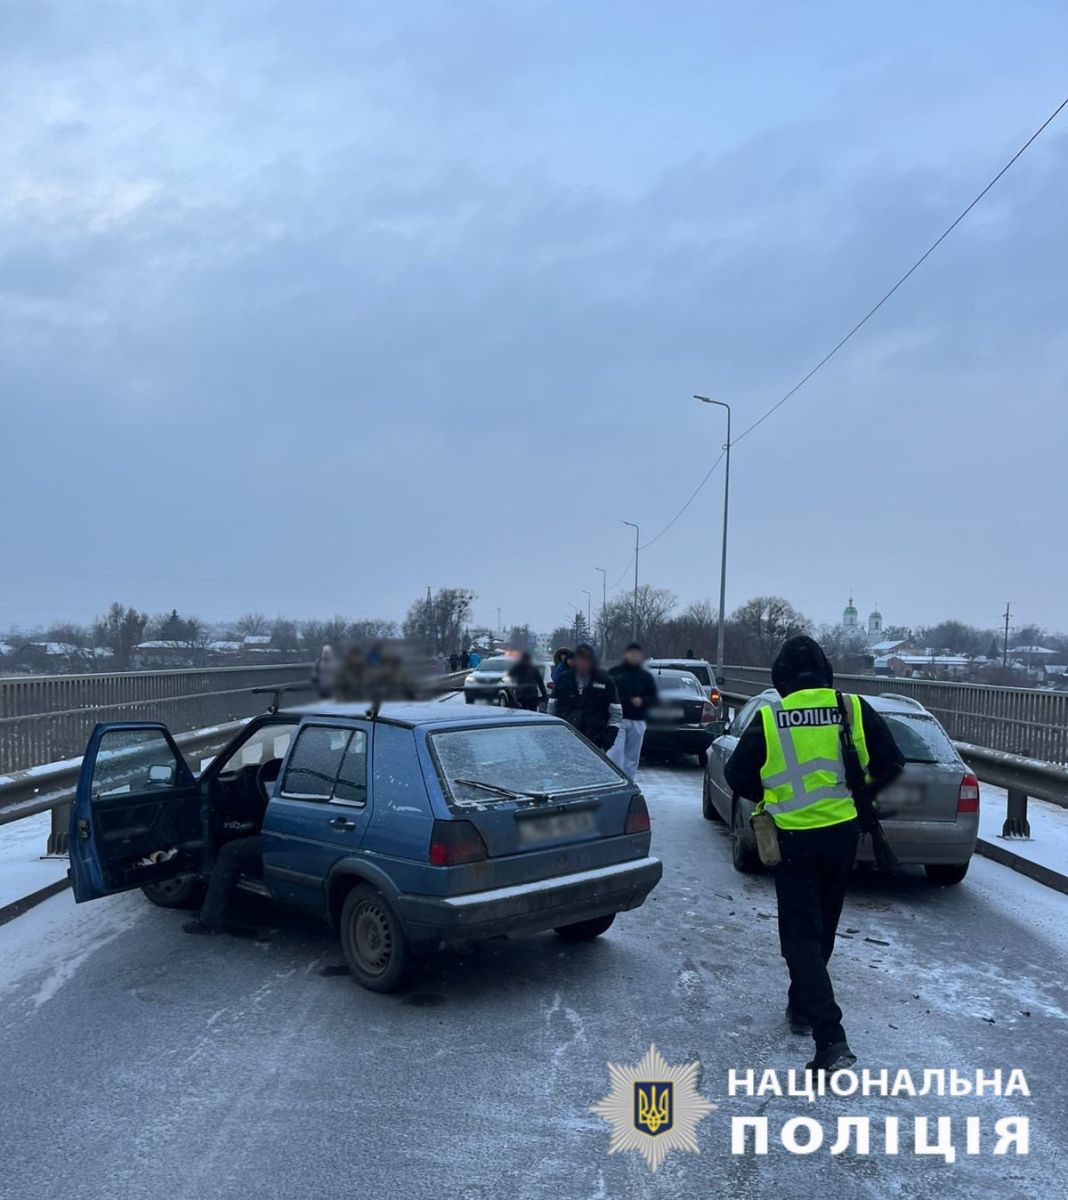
[622,521,640,641]
[694,395,731,677]
[595,567,607,657]
[581,589,592,642]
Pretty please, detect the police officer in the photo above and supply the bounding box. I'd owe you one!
[725,635,903,1074]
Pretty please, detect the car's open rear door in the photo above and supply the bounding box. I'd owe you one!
[69,722,203,903]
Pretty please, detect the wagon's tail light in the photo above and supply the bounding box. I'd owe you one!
[699,701,716,724]
[429,819,488,865]
[709,688,721,707]
[957,773,980,813]
[625,793,650,834]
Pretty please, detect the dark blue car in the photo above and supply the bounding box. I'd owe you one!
[68,701,662,991]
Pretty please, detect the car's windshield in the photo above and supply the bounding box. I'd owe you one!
[882,713,957,764]
[476,657,514,673]
[431,723,624,808]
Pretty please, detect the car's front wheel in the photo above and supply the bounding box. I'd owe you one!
[924,862,970,886]
[554,913,616,941]
[339,885,409,992]
[731,802,761,874]
[464,692,475,704]
[141,875,205,909]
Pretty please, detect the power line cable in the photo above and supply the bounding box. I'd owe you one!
[607,91,1068,579]
[733,93,1068,445]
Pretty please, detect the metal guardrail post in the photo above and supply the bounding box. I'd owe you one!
[46,801,70,857]
[1002,789,1031,839]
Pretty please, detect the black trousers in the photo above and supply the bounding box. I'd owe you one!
[774,819,859,1050]
[199,835,263,928]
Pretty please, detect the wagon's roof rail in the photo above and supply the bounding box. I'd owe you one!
[251,683,318,714]
[878,692,926,710]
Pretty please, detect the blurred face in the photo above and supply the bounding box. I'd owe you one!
[624,647,643,667]
[574,650,592,674]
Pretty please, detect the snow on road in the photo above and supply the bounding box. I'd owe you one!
[0,757,1065,1200]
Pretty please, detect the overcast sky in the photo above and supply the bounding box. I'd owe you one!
[2,0,1066,637]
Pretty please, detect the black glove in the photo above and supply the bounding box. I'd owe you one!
[602,726,619,751]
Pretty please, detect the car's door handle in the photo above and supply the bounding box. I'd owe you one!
[329,816,357,832]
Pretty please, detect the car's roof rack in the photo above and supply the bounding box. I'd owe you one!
[252,683,319,714]
[878,692,926,710]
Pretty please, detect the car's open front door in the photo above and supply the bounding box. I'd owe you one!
[69,722,203,903]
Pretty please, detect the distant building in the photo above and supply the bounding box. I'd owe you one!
[842,595,859,632]
[867,605,883,637]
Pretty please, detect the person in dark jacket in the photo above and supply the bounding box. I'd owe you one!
[607,642,658,778]
[506,651,549,711]
[551,647,573,684]
[551,642,621,751]
[449,652,460,673]
[724,635,903,1075]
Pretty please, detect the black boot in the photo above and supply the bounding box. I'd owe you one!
[806,1041,857,1075]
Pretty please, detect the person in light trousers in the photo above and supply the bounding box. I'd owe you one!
[607,642,658,778]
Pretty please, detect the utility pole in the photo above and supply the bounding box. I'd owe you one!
[426,585,433,654]
[582,590,592,643]
[622,521,640,641]
[695,395,731,677]
[595,567,607,658]
[497,606,502,635]
[1002,602,1011,670]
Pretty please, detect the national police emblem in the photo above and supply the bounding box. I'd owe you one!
[590,1044,716,1172]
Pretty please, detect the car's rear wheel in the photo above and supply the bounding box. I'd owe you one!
[141,874,205,909]
[554,913,616,941]
[464,693,475,704]
[731,802,761,874]
[340,885,409,992]
[694,751,706,768]
[924,862,969,886]
[702,775,722,821]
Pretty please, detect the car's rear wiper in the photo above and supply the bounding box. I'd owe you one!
[453,777,533,800]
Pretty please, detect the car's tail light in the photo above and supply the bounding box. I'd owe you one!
[957,773,980,813]
[429,819,489,865]
[709,688,721,707]
[625,793,650,834]
[699,701,716,724]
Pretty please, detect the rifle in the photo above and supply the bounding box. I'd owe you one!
[835,691,898,872]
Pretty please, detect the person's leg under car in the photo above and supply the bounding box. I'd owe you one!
[193,835,263,931]
[775,829,848,1054]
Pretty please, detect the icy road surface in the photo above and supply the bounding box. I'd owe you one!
[1,763,1066,1200]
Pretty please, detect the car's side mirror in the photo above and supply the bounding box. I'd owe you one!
[146,763,176,786]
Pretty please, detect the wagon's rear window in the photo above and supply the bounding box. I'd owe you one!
[430,723,624,808]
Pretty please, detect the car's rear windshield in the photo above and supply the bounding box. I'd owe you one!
[655,673,704,695]
[882,713,957,764]
[430,723,624,808]
[655,662,711,685]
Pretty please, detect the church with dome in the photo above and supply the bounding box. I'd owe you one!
[841,595,883,638]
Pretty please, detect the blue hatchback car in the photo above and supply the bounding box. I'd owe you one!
[69,701,662,991]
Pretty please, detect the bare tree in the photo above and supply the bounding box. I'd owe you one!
[725,596,811,666]
[236,612,271,637]
[403,588,475,654]
[601,585,677,660]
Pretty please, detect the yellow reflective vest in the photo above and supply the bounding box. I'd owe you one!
[757,687,869,830]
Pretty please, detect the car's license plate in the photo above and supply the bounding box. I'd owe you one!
[517,809,596,844]
[650,706,685,720]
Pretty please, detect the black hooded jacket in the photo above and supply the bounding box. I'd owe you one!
[724,636,903,804]
[552,643,621,749]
